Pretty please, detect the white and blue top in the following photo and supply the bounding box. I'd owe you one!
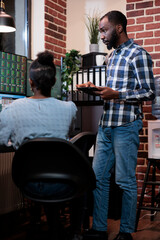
[0,97,77,149]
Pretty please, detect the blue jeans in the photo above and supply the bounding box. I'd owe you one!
[92,119,143,233]
[24,182,74,199]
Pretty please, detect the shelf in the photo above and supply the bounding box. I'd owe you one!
[69,66,106,105]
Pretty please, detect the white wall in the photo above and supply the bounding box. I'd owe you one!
[67,0,126,55]
[15,0,26,56]
[15,0,44,59]
[31,0,45,59]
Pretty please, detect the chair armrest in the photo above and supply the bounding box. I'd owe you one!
[70,131,96,144]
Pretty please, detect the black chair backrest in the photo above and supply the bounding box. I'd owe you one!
[70,132,96,158]
[12,138,96,203]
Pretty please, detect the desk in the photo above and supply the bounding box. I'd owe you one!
[0,145,14,153]
[0,146,23,215]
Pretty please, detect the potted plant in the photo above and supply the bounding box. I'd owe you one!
[85,11,100,52]
[61,49,81,100]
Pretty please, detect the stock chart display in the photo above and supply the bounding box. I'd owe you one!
[0,52,27,96]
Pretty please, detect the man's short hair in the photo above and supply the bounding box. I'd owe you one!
[101,11,127,34]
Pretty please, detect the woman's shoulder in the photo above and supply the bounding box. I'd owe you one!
[0,98,27,117]
[51,98,77,114]
[3,97,27,109]
[52,98,76,107]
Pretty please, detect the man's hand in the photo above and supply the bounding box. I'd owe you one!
[76,81,96,88]
[96,87,119,100]
[76,82,119,100]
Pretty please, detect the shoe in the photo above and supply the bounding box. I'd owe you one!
[83,229,108,240]
[113,232,133,240]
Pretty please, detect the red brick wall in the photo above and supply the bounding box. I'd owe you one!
[44,0,67,65]
[126,0,160,203]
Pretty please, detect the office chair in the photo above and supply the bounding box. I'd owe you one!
[70,131,96,161]
[12,137,96,239]
[70,132,97,233]
[12,137,96,203]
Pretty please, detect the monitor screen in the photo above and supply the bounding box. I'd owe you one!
[51,65,61,99]
[26,59,33,97]
[26,59,62,99]
[0,51,27,96]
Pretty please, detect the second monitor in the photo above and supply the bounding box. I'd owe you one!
[26,59,62,99]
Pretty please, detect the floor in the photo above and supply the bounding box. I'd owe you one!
[107,212,160,240]
[1,208,160,240]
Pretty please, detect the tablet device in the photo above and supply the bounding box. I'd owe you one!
[77,87,100,95]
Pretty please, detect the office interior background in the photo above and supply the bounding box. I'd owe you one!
[0,0,160,227]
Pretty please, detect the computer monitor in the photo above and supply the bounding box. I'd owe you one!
[51,65,61,99]
[0,51,27,97]
[26,59,33,97]
[26,59,62,99]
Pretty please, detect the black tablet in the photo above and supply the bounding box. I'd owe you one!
[77,87,100,95]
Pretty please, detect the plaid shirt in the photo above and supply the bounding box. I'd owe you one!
[99,39,155,127]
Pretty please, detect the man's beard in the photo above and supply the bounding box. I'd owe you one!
[106,29,118,50]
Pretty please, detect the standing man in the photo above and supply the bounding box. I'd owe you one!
[77,11,155,240]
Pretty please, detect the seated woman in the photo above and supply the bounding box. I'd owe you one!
[0,50,77,148]
[0,51,77,239]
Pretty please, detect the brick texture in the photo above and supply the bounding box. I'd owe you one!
[44,0,67,65]
[126,0,160,205]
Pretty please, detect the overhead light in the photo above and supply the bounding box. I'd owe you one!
[0,0,16,33]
